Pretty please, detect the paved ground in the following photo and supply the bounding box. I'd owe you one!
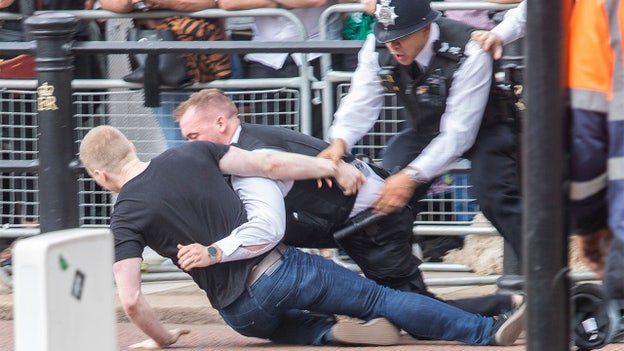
[1,271,623,350]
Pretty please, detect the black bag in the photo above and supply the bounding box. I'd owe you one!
[123,28,190,87]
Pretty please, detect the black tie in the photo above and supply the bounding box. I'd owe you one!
[406,63,422,94]
[409,62,423,80]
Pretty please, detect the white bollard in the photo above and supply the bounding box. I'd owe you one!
[13,228,116,351]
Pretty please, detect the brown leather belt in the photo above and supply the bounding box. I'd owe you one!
[246,243,286,286]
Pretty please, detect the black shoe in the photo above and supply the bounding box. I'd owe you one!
[489,301,526,346]
[422,236,464,262]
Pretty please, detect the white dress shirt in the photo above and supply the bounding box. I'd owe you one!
[491,0,527,45]
[329,24,493,181]
[215,126,385,262]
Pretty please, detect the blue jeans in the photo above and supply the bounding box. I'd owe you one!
[152,55,243,149]
[152,92,189,148]
[218,246,495,345]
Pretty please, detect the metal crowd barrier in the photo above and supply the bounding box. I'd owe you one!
[0,4,589,288]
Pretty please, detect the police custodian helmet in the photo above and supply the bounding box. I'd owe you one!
[373,0,442,43]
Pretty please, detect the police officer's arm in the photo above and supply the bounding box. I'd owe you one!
[471,0,526,59]
[323,34,385,161]
[113,257,190,348]
[374,41,493,215]
[410,42,493,180]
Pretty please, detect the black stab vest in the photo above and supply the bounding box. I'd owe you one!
[377,18,510,141]
[234,124,357,248]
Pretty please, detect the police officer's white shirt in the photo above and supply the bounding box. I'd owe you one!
[214,126,385,263]
[329,24,493,181]
[245,6,342,69]
[491,0,526,45]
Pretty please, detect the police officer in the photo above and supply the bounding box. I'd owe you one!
[174,88,520,317]
[320,0,524,262]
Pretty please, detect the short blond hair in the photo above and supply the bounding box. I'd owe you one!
[173,88,238,122]
[79,125,134,172]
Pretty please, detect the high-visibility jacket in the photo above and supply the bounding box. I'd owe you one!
[568,0,624,241]
[568,0,618,111]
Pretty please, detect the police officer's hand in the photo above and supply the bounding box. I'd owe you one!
[471,30,504,60]
[129,328,191,349]
[317,139,350,190]
[318,139,348,163]
[372,172,417,215]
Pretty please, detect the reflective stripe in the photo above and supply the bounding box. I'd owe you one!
[608,0,624,119]
[609,156,624,180]
[609,93,624,120]
[569,88,609,112]
[570,172,608,200]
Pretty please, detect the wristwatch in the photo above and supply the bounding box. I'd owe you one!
[207,246,218,265]
[402,167,426,183]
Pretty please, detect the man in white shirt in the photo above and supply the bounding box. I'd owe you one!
[173,88,523,317]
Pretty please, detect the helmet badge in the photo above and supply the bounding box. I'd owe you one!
[375,0,399,30]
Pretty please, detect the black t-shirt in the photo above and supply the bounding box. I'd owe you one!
[111,141,262,308]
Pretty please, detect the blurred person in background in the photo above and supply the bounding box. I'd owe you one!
[99,0,234,148]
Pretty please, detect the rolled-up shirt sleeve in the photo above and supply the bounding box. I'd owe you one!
[329,33,385,150]
[213,175,288,262]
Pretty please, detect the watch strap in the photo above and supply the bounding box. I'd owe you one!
[207,246,218,265]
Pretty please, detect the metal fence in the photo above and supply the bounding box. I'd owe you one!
[2,85,302,228]
[1,83,480,230]
[0,3,518,255]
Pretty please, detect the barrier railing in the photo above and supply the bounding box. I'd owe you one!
[1,4,582,288]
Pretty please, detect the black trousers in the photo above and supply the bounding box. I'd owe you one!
[337,206,512,316]
[604,237,624,308]
[381,123,523,263]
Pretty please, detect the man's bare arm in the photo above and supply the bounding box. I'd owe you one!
[100,0,217,12]
[219,146,365,195]
[219,0,326,10]
[114,258,190,348]
[147,0,219,11]
[98,0,136,13]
